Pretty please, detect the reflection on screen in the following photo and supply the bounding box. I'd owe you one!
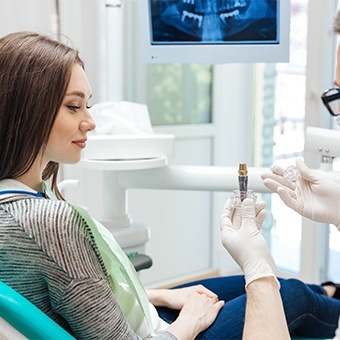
[150,0,278,44]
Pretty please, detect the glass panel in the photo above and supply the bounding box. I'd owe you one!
[329,156,340,279]
[328,224,340,280]
[146,64,213,125]
[267,0,309,272]
[328,98,340,116]
[327,15,340,281]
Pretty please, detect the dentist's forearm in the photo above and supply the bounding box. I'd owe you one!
[243,277,290,340]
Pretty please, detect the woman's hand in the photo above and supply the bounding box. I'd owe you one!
[165,291,224,339]
[147,285,218,310]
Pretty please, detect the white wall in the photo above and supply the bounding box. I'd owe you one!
[0,0,56,36]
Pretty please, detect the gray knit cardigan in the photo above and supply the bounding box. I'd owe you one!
[0,195,176,340]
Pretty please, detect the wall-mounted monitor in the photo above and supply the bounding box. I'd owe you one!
[139,0,290,64]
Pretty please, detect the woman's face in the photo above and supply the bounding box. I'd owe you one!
[44,63,95,165]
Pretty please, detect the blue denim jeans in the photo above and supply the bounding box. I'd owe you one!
[156,275,340,340]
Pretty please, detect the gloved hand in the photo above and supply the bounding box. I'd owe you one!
[220,198,279,288]
[261,158,340,231]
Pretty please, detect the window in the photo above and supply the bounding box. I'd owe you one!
[258,0,309,273]
[146,64,212,125]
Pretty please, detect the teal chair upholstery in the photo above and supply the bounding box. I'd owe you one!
[0,281,74,339]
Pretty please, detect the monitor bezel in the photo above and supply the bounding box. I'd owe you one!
[138,0,290,64]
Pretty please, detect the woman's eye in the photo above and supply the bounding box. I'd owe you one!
[86,105,92,110]
[67,105,80,112]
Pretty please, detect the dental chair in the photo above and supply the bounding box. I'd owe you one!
[0,254,152,339]
[0,281,74,339]
[128,252,153,271]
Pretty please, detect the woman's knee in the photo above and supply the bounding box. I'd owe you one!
[280,278,311,305]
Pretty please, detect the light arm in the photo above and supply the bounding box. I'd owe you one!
[243,277,290,340]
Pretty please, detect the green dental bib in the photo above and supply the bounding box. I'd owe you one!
[42,184,155,338]
[70,204,155,338]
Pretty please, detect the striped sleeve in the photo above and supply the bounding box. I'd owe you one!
[0,198,176,339]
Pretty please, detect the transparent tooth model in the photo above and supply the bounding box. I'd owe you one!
[230,189,257,208]
[283,165,300,183]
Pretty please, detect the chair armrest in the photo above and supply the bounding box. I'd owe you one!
[129,254,153,272]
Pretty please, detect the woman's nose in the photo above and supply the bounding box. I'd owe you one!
[81,111,96,132]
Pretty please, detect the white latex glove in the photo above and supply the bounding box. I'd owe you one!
[220,198,279,288]
[261,158,340,231]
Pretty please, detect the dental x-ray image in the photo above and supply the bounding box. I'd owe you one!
[150,0,278,44]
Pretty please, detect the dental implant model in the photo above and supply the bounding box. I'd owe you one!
[238,163,248,202]
[230,163,257,208]
[283,165,300,183]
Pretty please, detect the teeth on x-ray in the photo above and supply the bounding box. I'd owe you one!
[181,10,203,28]
[157,0,272,41]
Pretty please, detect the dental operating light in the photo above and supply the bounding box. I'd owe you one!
[139,0,290,64]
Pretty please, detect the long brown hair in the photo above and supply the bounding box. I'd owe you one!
[0,31,84,199]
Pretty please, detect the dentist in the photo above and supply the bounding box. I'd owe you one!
[257,9,340,339]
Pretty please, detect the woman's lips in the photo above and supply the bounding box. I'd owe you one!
[72,139,87,149]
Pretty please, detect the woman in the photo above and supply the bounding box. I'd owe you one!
[0,31,339,340]
[0,31,225,339]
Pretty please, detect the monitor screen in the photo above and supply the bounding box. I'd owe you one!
[139,0,290,64]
